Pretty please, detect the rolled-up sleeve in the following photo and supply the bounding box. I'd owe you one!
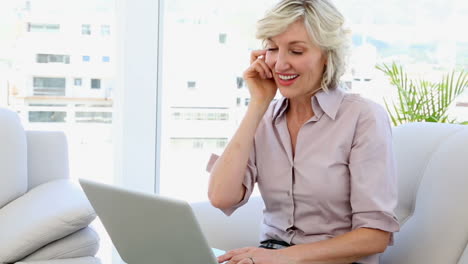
[206,143,258,216]
[349,103,400,238]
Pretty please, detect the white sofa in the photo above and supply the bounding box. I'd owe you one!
[0,108,100,264]
[191,122,468,264]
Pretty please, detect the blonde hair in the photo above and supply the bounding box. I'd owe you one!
[256,0,350,91]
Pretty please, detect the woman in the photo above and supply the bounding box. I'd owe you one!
[207,1,399,263]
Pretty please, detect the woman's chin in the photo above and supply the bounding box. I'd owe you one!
[278,86,297,99]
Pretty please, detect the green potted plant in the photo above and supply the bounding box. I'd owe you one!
[376,62,468,126]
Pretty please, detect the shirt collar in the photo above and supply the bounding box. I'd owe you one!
[272,87,345,121]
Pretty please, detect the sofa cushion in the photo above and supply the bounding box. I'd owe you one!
[20,227,100,262]
[382,124,468,263]
[0,108,28,208]
[16,257,101,264]
[0,179,97,263]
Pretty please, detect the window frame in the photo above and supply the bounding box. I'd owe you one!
[114,0,163,197]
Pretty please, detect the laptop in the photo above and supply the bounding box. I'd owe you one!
[79,179,225,264]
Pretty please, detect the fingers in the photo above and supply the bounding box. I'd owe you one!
[229,252,253,263]
[246,50,273,80]
[218,247,252,263]
[250,62,271,79]
[257,58,273,79]
[250,49,267,64]
[237,258,254,264]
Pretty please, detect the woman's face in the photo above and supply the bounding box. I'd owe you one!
[265,19,327,100]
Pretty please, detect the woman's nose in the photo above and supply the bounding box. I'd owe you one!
[273,51,290,72]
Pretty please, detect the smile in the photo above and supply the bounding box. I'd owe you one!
[278,74,299,80]
[276,73,299,86]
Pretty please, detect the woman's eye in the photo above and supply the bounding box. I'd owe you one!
[291,50,303,55]
[267,48,278,52]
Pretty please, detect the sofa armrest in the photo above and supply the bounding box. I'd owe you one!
[20,227,100,262]
[191,196,264,251]
[26,130,69,190]
[0,179,96,263]
[16,257,101,264]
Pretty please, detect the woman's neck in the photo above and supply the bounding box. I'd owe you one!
[287,96,314,124]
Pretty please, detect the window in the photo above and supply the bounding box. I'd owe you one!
[159,1,280,202]
[193,139,203,149]
[172,112,181,120]
[159,0,468,204]
[2,1,117,263]
[91,78,101,89]
[75,112,112,123]
[102,56,110,62]
[219,113,229,120]
[28,23,60,32]
[29,111,66,122]
[216,139,227,148]
[25,1,31,11]
[218,33,227,44]
[170,108,230,121]
[74,78,82,86]
[101,25,110,36]
[36,54,70,64]
[236,76,244,89]
[169,138,228,151]
[33,77,66,96]
[187,81,196,89]
[81,24,91,35]
[37,54,48,63]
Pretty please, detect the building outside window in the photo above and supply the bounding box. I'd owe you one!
[0,1,117,262]
[159,0,468,205]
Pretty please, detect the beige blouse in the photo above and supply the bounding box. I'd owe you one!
[209,87,400,264]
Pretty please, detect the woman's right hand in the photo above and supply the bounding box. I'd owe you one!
[243,50,277,107]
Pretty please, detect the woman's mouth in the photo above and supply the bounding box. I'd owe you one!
[277,73,299,86]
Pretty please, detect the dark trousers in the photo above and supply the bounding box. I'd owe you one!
[259,239,360,264]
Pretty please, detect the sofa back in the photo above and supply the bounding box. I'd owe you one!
[195,122,468,262]
[0,108,28,208]
[26,130,70,190]
[382,122,468,263]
